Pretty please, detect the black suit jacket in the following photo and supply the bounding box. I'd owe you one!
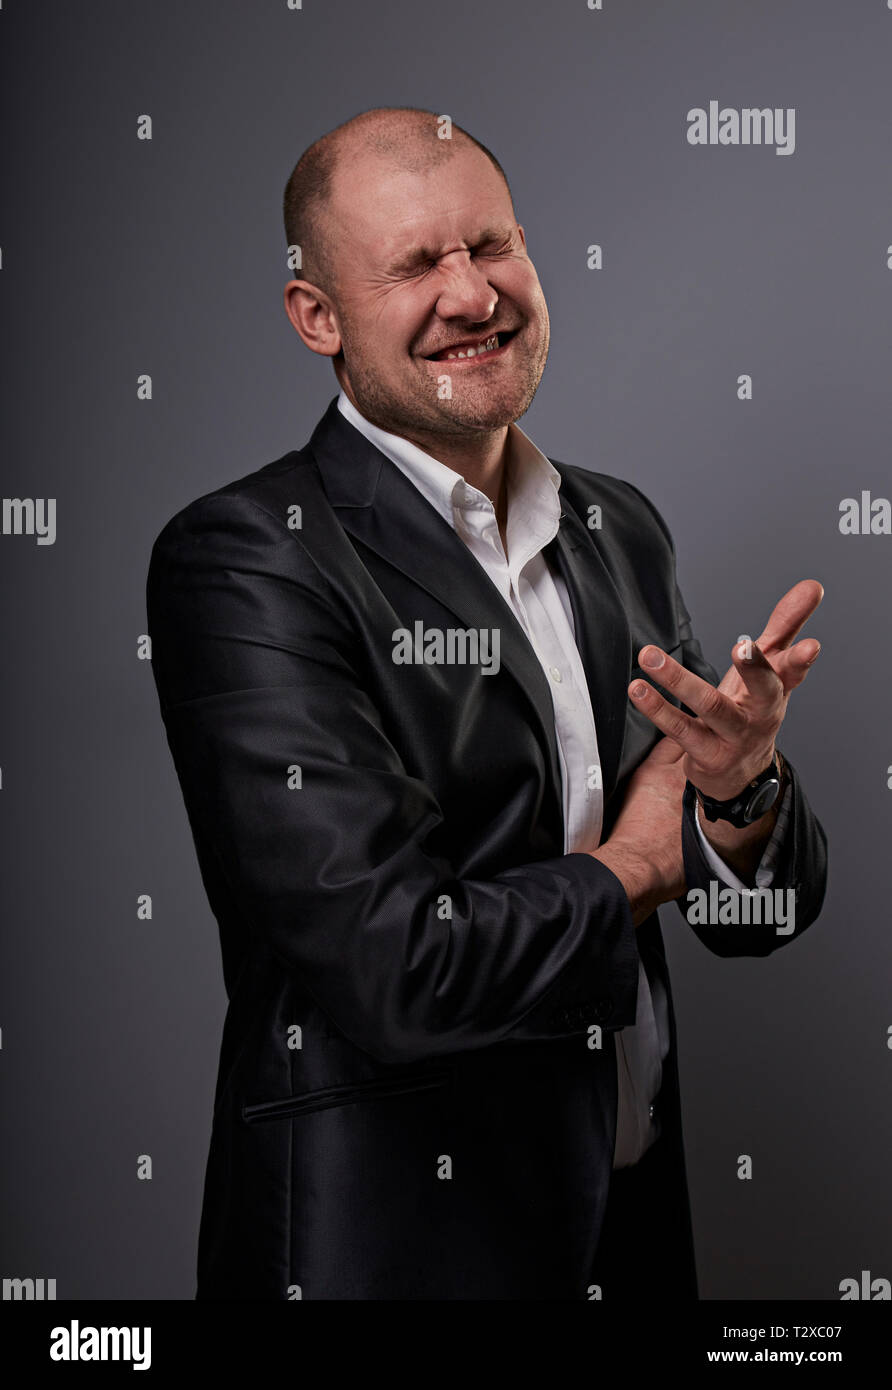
[146,395,827,1300]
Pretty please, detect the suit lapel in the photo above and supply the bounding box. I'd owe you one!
[545,504,632,806]
[307,399,564,799]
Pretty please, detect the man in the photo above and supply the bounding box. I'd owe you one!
[146,107,827,1301]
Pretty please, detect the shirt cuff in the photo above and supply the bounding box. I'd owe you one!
[693,779,794,891]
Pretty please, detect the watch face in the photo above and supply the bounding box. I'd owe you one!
[745,777,780,823]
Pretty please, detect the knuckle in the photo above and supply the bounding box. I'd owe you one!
[701,689,724,719]
[667,715,687,741]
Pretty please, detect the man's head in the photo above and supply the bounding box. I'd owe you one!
[282,108,550,448]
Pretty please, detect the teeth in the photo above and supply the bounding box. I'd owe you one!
[444,333,499,360]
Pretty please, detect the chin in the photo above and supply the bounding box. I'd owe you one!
[445,401,530,431]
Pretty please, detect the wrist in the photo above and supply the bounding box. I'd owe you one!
[591,842,678,927]
[691,779,781,883]
[690,747,777,806]
[691,749,782,827]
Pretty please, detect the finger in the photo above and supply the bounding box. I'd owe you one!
[755,579,824,655]
[729,638,785,705]
[636,646,747,739]
[628,677,719,760]
[770,637,821,693]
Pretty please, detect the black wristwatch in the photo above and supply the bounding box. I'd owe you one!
[692,754,784,828]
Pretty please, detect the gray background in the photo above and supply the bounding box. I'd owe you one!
[1,0,888,1300]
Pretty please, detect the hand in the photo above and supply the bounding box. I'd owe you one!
[628,579,823,801]
[591,735,687,923]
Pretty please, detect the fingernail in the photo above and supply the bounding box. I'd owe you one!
[641,648,664,669]
[631,683,649,699]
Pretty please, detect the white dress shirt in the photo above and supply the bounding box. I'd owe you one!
[336,388,788,1167]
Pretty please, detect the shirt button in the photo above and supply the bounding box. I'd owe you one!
[549,666,562,683]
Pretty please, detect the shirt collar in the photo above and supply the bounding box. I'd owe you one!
[336,389,562,545]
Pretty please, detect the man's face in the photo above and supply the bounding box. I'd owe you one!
[324,144,550,442]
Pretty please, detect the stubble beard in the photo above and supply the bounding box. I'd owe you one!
[336,308,550,444]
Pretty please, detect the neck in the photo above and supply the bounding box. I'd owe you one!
[351,404,510,498]
[419,425,507,490]
[339,378,512,536]
[402,424,511,539]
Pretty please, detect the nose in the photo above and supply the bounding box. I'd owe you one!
[433,250,498,322]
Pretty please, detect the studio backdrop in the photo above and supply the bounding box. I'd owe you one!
[1,0,888,1300]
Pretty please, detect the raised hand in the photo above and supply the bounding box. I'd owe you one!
[627,579,823,801]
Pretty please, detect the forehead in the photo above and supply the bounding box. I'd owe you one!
[329,144,514,271]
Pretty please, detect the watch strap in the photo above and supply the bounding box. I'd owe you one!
[692,753,784,828]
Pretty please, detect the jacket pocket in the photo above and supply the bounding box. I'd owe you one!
[241,1069,451,1124]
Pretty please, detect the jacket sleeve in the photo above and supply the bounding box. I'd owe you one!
[673,581,828,955]
[620,479,828,957]
[146,492,640,1065]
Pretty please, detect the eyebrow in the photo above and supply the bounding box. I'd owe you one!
[387,226,513,274]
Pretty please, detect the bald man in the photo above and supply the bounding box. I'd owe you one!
[147,107,827,1301]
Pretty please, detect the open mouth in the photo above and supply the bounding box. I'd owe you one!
[423,328,520,362]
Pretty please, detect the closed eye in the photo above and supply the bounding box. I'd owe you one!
[414,239,515,274]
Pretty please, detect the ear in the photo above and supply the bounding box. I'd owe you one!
[283,280,342,358]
